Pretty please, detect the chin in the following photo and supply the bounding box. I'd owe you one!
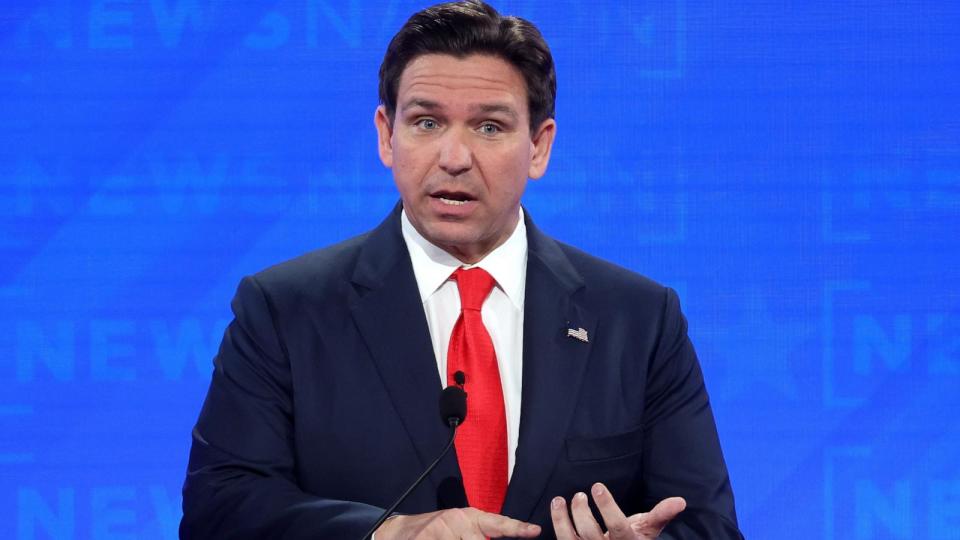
[424,228,476,248]
[419,223,480,248]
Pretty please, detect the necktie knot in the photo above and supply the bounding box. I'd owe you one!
[453,267,496,311]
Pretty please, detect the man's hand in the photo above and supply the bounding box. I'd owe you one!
[375,507,542,539]
[550,483,686,539]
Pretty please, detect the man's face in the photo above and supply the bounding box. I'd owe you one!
[375,54,556,263]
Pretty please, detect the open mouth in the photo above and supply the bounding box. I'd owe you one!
[431,191,475,207]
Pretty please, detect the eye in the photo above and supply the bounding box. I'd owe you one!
[415,118,439,130]
[479,122,501,135]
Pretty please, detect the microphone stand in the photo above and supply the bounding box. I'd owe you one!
[360,417,461,540]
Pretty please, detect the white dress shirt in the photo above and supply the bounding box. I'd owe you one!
[400,208,527,480]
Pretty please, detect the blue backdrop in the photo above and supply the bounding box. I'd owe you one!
[2,1,959,538]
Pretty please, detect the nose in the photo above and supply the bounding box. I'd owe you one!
[438,129,473,177]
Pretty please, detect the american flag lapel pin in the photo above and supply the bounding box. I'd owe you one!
[566,327,589,343]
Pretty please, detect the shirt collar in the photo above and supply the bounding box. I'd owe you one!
[400,207,528,310]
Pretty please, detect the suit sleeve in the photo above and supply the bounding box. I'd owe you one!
[180,275,383,539]
[640,287,744,539]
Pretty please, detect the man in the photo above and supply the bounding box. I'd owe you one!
[180,2,742,538]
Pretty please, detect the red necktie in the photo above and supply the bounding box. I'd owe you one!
[447,267,508,514]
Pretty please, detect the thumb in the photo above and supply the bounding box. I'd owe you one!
[476,511,542,538]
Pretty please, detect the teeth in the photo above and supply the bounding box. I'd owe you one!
[439,197,467,206]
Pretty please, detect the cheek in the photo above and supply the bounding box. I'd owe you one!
[389,149,414,179]
[396,160,425,184]
[488,153,531,193]
[393,141,432,175]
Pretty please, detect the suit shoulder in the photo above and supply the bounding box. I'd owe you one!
[247,231,370,297]
[555,241,673,305]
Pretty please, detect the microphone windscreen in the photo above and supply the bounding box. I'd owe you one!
[438,386,467,426]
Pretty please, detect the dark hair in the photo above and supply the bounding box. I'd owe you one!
[378,0,556,133]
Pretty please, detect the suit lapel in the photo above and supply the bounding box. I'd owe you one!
[502,217,597,521]
[349,206,463,504]
[348,207,596,517]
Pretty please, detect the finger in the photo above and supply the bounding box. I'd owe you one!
[590,483,630,539]
[630,497,686,537]
[644,497,686,530]
[475,510,542,538]
[550,496,580,540]
[570,491,604,539]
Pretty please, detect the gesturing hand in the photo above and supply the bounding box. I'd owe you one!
[375,507,542,539]
[550,483,686,539]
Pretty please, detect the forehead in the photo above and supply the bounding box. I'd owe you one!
[396,54,529,116]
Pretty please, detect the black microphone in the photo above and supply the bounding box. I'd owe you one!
[360,375,467,540]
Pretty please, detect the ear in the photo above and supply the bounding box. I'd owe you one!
[527,118,556,180]
[374,105,395,168]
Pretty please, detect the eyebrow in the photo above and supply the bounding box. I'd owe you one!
[400,99,441,112]
[400,99,519,120]
[472,103,519,120]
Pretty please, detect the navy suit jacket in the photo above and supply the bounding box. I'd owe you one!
[180,206,742,539]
